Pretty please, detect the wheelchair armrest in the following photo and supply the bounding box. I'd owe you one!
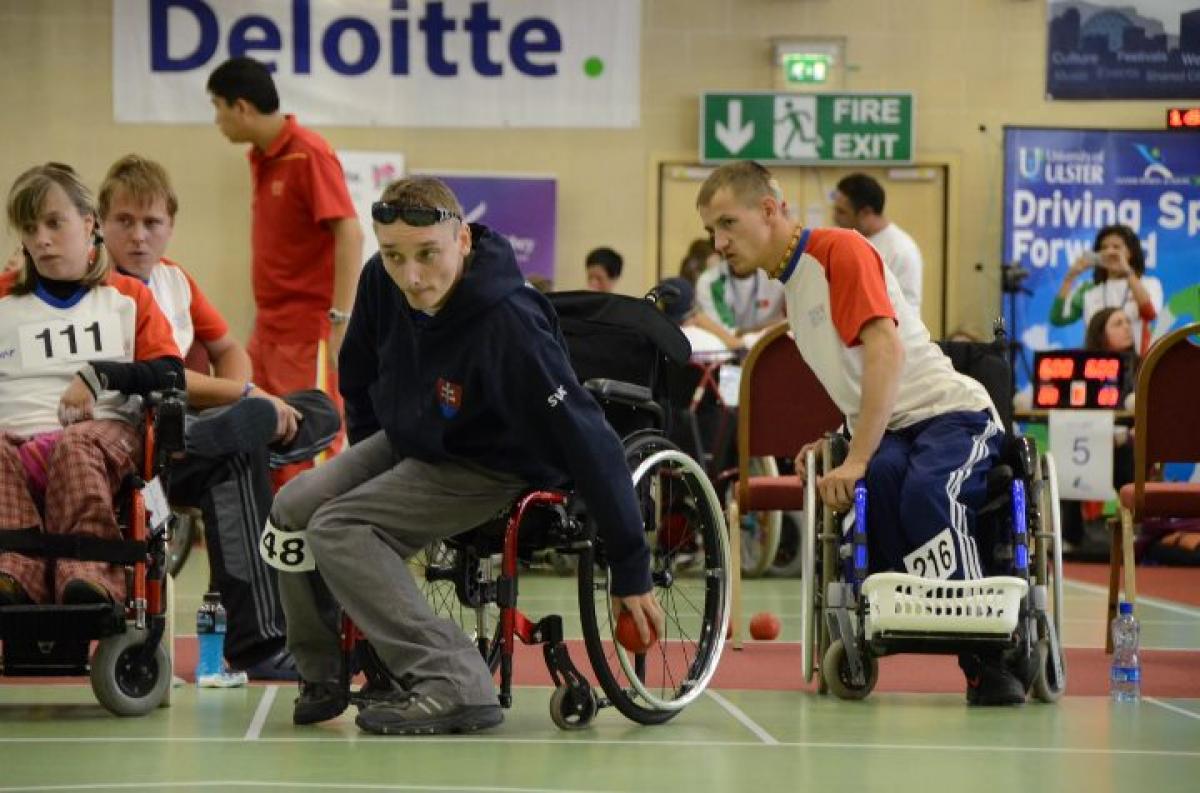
[986,464,1015,499]
[150,388,187,458]
[583,379,663,424]
[1002,434,1038,480]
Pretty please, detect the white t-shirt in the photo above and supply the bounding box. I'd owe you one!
[779,227,994,433]
[695,263,786,333]
[0,271,181,437]
[868,222,924,312]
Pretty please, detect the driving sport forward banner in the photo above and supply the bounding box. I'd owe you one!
[113,0,641,127]
[1002,127,1200,388]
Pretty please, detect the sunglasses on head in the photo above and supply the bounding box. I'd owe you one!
[371,202,461,226]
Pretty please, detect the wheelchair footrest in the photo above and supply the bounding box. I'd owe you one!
[0,603,125,640]
[862,573,1028,638]
[2,637,92,676]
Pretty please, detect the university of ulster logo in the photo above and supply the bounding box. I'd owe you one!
[436,377,463,419]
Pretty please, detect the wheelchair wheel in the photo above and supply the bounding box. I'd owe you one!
[821,638,878,701]
[549,684,599,730]
[409,541,502,672]
[91,627,171,717]
[727,457,783,578]
[800,449,819,683]
[578,433,730,724]
[1031,451,1067,702]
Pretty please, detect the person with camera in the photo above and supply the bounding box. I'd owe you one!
[1051,224,1162,354]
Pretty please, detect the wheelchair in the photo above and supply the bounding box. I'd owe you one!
[798,330,1067,703]
[0,388,186,716]
[340,291,733,729]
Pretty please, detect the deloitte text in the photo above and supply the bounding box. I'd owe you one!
[151,0,564,77]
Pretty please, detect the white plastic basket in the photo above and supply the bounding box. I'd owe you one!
[862,573,1028,638]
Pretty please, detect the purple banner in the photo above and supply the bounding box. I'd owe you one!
[423,173,557,282]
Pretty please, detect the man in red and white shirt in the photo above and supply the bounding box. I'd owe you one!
[98,154,305,680]
[206,57,362,487]
[698,162,1028,706]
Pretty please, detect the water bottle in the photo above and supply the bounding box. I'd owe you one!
[1110,600,1141,702]
[196,591,226,681]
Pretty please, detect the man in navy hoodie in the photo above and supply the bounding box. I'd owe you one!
[269,176,664,735]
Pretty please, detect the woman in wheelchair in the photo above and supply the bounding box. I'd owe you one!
[698,161,1037,705]
[1,163,183,607]
[268,176,664,736]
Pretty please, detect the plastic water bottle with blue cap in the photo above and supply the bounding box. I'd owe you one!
[195,591,247,688]
[1110,600,1140,702]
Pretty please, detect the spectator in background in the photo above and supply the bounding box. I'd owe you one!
[1051,224,1162,355]
[585,246,623,292]
[678,238,719,285]
[832,173,924,312]
[1059,307,1140,557]
[694,249,786,338]
[206,56,362,487]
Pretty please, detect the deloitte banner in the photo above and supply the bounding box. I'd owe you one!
[1003,127,1200,390]
[113,0,641,127]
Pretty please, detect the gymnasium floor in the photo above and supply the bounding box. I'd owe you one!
[1,550,1197,793]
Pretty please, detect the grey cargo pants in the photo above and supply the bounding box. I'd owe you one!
[272,430,526,706]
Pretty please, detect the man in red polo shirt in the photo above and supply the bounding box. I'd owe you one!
[206,57,363,486]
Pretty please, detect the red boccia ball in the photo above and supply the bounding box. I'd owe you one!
[749,611,781,641]
[616,610,658,653]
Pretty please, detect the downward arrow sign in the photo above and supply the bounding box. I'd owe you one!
[715,100,755,155]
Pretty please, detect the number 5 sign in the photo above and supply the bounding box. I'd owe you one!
[1048,410,1115,501]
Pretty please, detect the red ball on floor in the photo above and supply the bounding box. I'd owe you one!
[616,610,657,653]
[749,611,781,641]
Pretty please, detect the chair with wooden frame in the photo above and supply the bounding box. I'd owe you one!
[1108,322,1200,652]
[728,322,842,648]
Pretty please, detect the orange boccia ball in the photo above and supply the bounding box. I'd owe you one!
[616,610,658,653]
[749,611,781,641]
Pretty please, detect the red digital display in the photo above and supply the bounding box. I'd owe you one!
[1167,107,1200,129]
[1032,350,1126,410]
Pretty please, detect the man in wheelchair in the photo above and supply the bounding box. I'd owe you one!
[1,163,183,607]
[698,161,1030,705]
[267,176,665,735]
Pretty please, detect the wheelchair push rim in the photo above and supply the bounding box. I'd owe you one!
[580,442,731,719]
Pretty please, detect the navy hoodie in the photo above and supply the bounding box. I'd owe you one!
[339,224,651,595]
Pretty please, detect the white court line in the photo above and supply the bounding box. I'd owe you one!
[0,735,1198,758]
[244,685,278,741]
[1146,697,1200,721]
[1062,579,1200,619]
[705,689,779,745]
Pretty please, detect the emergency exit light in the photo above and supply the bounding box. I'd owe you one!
[1167,107,1200,129]
[783,53,831,84]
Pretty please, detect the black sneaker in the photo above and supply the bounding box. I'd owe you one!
[238,648,300,681]
[962,655,1026,706]
[355,690,503,736]
[293,680,349,725]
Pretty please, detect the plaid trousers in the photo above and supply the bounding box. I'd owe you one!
[0,420,139,604]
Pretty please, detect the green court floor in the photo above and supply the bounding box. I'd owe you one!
[1,549,1198,793]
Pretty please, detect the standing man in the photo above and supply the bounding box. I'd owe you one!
[831,173,924,312]
[697,162,1030,706]
[206,57,363,486]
